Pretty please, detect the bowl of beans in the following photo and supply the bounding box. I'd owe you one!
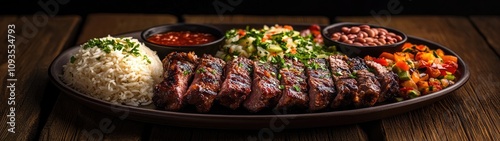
[141,23,225,58]
[321,22,407,57]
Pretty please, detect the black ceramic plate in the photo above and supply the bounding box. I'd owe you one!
[48,24,470,129]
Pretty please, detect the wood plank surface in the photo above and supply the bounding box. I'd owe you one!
[337,16,500,141]
[39,14,177,141]
[184,15,329,25]
[76,13,178,44]
[0,15,80,141]
[470,16,500,55]
[147,15,369,141]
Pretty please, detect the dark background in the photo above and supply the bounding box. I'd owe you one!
[1,0,499,20]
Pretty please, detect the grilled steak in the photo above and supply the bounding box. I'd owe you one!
[348,57,381,107]
[185,54,226,113]
[153,52,198,111]
[365,60,399,102]
[329,55,358,109]
[306,58,336,112]
[243,61,281,112]
[217,57,253,110]
[276,58,309,111]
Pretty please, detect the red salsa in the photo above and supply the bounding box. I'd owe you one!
[147,31,216,46]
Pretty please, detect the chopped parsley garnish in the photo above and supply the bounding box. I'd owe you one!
[279,85,284,90]
[196,68,206,73]
[183,70,190,76]
[334,71,343,76]
[349,72,357,79]
[82,37,150,64]
[70,56,76,63]
[293,85,301,91]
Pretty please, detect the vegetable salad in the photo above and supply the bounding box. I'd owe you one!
[365,42,459,100]
[215,24,337,67]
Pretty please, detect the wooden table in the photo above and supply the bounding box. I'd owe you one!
[1,14,498,141]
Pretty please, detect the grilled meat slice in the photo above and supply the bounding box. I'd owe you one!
[365,60,399,102]
[243,61,281,113]
[153,52,198,111]
[329,55,358,109]
[185,54,226,113]
[276,58,309,111]
[348,57,381,107]
[217,57,253,110]
[306,58,336,112]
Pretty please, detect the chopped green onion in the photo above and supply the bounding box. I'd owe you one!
[293,85,301,91]
[70,56,76,63]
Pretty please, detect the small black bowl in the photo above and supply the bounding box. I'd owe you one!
[141,23,225,58]
[322,22,407,57]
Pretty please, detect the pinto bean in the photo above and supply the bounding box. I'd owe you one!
[339,35,348,42]
[364,37,374,43]
[350,27,361,34]
[355,37,366,43]
[343,40,353,44]
[329,25,404,46]
[352,42,363,46]
[341,27,350,34]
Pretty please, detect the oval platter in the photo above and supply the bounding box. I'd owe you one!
[48,24,470,129]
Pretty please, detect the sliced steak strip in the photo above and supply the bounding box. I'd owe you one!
[217,57,253,110]
[365,60,399,102]
[306,58,336,112]
[243,61,281,113]
[185,54,226,113]
[348,57,381,107]
[153,52,198,111]
[329,55,358,109]
[276,58,309,111]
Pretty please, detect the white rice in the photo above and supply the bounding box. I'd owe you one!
[62,36,163,106]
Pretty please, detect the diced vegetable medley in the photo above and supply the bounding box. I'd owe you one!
[365,42,459,100]
[215,24,338,67]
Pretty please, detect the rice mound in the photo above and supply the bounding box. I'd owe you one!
[62,35,163,106]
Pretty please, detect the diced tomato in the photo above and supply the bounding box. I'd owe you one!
[426,67,441,78]
[379,52,395,61]
[442,55,458,64]
[442,61,458,74]
[395,61,410,71]
[415,45,428,51]
[309,24,321,31]
[417,60,430,68]
[311,30,321,37]
[238,29,246,36]
[402,42,413,49]
[439,69,448,77]
[284,25,294,30]
[374,57,389,66]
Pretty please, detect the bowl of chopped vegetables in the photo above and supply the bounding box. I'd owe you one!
[215,24,338,64]
[364,41,461,100]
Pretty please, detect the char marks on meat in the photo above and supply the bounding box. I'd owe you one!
[348,57,381,107]
[306,58,336,112]
[329,55,358,109]
[153,52,198,111]
[365,60,399,102]
[276,58,309,111]
[185,54,226,113]
[217,57,253,110]
[243,61,281,113]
